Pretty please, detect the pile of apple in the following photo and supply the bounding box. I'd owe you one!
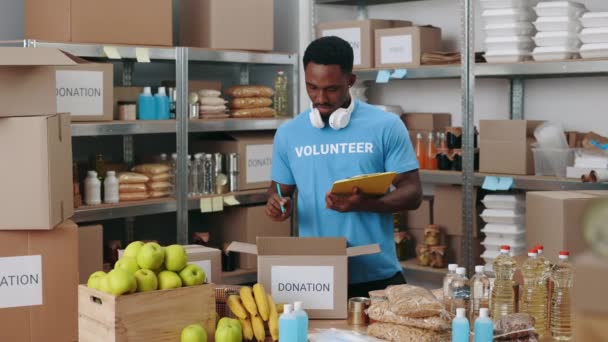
[87,241,206,295]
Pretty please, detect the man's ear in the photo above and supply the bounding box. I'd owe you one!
[348,73,357,87]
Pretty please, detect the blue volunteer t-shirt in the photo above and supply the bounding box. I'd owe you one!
[271,100,419,284]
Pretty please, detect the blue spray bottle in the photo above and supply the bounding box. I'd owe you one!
[293,301,309,342]
[138,86,155,120]
[279,304,298,342]
[474,308,494,342]
[452,307,470,342]
[155,86,170,120]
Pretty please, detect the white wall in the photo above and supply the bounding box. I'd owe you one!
[0,0,23,40]
[308,0,608,136]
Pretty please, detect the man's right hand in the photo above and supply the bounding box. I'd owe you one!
[266,193,292,222]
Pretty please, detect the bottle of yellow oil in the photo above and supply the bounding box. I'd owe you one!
[520,248,548,338]
[551,251,573,340]
[491,245,517,320]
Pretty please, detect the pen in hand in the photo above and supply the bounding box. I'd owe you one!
[276,183,286,214]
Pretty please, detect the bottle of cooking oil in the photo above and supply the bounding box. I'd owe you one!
[551,251,573,340]
[273,71,288,117]
[520,248,548,338]
[535,244,553,333]
[491,245,517,320]
[470,265,491,323]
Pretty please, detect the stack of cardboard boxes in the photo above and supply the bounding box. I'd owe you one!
[0,48,103,342]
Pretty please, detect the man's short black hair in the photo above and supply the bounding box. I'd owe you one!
[303,36,354,74]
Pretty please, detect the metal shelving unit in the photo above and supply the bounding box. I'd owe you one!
[19,40,298,246]
[317,0,424,5]
[187,190,269,211]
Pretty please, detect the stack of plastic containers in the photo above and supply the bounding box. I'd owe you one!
[482,0,537,63]
[480,194,526,273]
[532,1,586,61]
[580,11,608,58]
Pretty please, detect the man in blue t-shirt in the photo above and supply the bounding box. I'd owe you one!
[266,36,422,297]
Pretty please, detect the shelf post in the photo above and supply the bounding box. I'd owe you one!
[176,47,189,244]
[461,0,476,274]
[510,78,525,120]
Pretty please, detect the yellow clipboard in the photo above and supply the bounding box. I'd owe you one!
[330,172,397,195]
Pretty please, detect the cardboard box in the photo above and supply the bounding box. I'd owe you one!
[78,284,216,342]
[401,113,452,143]
[0,48,113,121]
[208,206,291,269]
[405,196,433,230]
[480,120,544,175]
[0,220,79,342]
[525,191,605,262]
[25,0,172,46]
[0,113,73,230]
[227,237,380,319]
[375,26,442,69]
[433,185,479,237]
[180,0,274,51]
[317,19,412,69]
[183,245,222,284]
[573,252,608,314]
[78,225,103,284]
[194,132,274,191]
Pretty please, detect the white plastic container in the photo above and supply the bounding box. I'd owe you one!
[534,16,582,32]
[580,43,608,58]
[532,147,575,177]
[483,223,526,234]
[580,28,608,44]
[482,194,525,210]
[104,171,119,204]
[532,46,579,61]
[482,231,527,246]
[534,1,586,18]
[485,49,532,63]
[581,12,608,28]
[485,22,536,37]
[481,0,533,10]
[533,31,581,47]
[485,36,535,51]
[482,8,536,26]
[85,170,101,206]
[480,209,524,225]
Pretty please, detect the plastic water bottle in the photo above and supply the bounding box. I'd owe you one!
[189,154,199,196]
[491,245,517,320]
[521,248,548,338]
[451,267,470,316]
[138,86,155,120]
[474,308,494,342]
[103,171,119,204]
[470,265,491,322]
[273,71,288,117]
[279,304,298,342]
[452,307,470,342]
[443,264,458,310]
[293,301,309,342]
[551,251,573,340]
[155,86,170,120]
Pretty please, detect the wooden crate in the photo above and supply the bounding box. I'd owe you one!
[78,283,216,342]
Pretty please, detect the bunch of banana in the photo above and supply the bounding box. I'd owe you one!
[227,283,280,341]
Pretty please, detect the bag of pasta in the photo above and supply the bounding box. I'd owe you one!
[131,163,171,175]
[366,301,451,331]
[118,172,149,184]
[386,285,444,318]
[367,323,450,342]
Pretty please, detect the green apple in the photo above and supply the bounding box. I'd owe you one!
[137,242,165,270]
[165,244,188,272]
[98,275,112,293]
[158,270,182,290]
[179,264,206,287]
[134,269,158,292]
[215,318,242,342]
[129,274,137,294]
[181,323,207,342]
[123,241,145,259]
[114,257,140,275]
[107,269,136,296]
[87,271,106,290]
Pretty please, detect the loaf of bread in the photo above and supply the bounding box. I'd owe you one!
[226,85,274,98]
[231,107,277,118]
[200,97,227,106]
[132,164,171,175]
[118,172,150,184]
[229,97,273,109]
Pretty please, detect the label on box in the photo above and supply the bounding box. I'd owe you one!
[246,144,273,183]
[191,260,213,283]
[381,35,413,64]
[271,266,334,310]
[56,70,104,116]
[0,255,43,309]
[322,28,362,66]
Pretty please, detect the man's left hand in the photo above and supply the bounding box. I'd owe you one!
[326,187,366,212]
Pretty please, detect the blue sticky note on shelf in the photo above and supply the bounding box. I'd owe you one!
[376,70,391,83]
[482,176,499,191]
[496,177,514,190]
[390,69,408,79]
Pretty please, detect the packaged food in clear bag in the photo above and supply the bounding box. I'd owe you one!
[229,97,273,109]
[366,300,451,331]
[386,285,445,318]
[226,85,274,98]
[494,313,537,340]
[231,107,277,118]
[118,172,150,184]
[119,183,147,193]
[131,163,171,175]
[147,181,171,191]
[146,173,170,182]
[367,323,450,342]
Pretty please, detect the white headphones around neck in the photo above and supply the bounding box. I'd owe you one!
[309,93,355,130]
